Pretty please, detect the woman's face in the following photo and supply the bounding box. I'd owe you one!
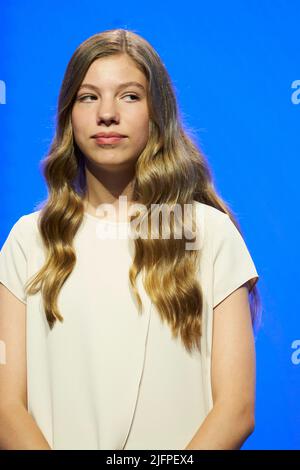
[71,54,150,171]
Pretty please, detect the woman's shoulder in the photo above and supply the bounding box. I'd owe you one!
[3,209,42,248]
[11,209,41,231]
[192,200,242,255]
[193,200,230,237]
[193,200,228,221]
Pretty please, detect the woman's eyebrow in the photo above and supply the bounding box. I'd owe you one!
[78,81,146,92]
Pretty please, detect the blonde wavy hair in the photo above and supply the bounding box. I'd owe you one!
[25,28,261,353]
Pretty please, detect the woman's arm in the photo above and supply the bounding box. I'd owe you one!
[0,402,52,450]
[184,285,256,450]
[0,283,52,450]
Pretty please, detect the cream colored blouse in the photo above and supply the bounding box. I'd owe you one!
[0,201,259,450]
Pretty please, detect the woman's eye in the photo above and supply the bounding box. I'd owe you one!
[78,95,97,102]
[77,94,140,102]
[123,94,140,101]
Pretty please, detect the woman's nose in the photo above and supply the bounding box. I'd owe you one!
[96,99,120,125]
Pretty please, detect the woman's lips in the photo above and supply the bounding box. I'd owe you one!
[94,136,126,145]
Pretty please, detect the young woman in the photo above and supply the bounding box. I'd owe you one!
[0,28,261,450]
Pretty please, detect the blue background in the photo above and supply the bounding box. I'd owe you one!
[0,0,299,449]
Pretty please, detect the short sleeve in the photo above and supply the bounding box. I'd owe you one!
[0,218,28,304]
[212,213,259,308]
